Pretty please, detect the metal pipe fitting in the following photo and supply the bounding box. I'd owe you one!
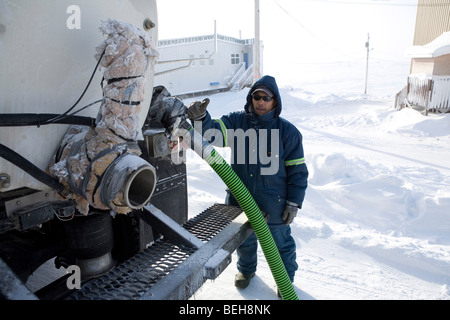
[100,153,157,211]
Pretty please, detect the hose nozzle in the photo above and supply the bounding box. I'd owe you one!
[148,86,187,131]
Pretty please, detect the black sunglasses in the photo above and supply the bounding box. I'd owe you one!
[252,94,273,102]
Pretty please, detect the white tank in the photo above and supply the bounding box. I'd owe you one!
[0,0,158,191]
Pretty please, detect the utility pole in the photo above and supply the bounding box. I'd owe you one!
[364,33,370,94]
[254,0,261,83]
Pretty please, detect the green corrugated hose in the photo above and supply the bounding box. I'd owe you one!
[181,122,298,300]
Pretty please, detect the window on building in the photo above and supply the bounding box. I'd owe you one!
[231,54,240,65]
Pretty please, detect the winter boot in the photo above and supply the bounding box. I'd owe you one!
[234,272,255,289]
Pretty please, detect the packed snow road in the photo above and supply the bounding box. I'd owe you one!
[186,88,450,300]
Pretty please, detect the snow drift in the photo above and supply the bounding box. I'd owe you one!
[184,85,450,300]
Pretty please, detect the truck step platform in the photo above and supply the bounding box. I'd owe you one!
[65,203,250,300]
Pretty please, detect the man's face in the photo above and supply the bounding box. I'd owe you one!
[252,92,275,116]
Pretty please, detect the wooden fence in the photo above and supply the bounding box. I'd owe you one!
[396,75,450,115]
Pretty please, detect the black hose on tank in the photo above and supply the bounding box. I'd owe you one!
[0,143,66,194]
[0,114,95,127]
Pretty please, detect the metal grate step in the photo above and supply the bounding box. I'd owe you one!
[183,204,243,242]
[67,239,195,300]
[66,203,247,300]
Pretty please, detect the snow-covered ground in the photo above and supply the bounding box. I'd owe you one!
[26,64,450,300]
[184,62,450,300]
[24,0,450,301]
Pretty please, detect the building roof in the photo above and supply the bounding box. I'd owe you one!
[158,34,254,47]
[406,31,450,58]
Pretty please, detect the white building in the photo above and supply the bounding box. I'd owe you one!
[154,33,263,98]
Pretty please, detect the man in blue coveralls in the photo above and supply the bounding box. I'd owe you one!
[186,75,308,295]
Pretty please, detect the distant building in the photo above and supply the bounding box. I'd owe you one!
[412,0,450,46]
[407,32,450,76]
[154,33,263,97]
[396,0,450,113]
[408,0,450,77]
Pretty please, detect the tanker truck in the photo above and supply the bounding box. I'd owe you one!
[0,0,252,300]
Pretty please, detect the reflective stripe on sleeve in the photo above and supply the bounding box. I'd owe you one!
[285,158,305,166]
[214,119,228,147]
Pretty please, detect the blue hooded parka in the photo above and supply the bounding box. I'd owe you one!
[198,75,308,225]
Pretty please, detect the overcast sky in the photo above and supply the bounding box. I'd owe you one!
[157,0,418,83]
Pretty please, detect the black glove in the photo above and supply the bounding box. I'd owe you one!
[186,98,210,121]
[282,201,298,225]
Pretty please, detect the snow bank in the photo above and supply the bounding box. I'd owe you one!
[188,85,450,300]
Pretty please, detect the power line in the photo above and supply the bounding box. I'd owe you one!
[294,0,419,6]
[270,0,417,63]
[365,33,370,94]
[291,0,450,7]
[271,0,361,60]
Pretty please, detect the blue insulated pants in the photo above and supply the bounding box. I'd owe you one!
[237,223,298,282]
